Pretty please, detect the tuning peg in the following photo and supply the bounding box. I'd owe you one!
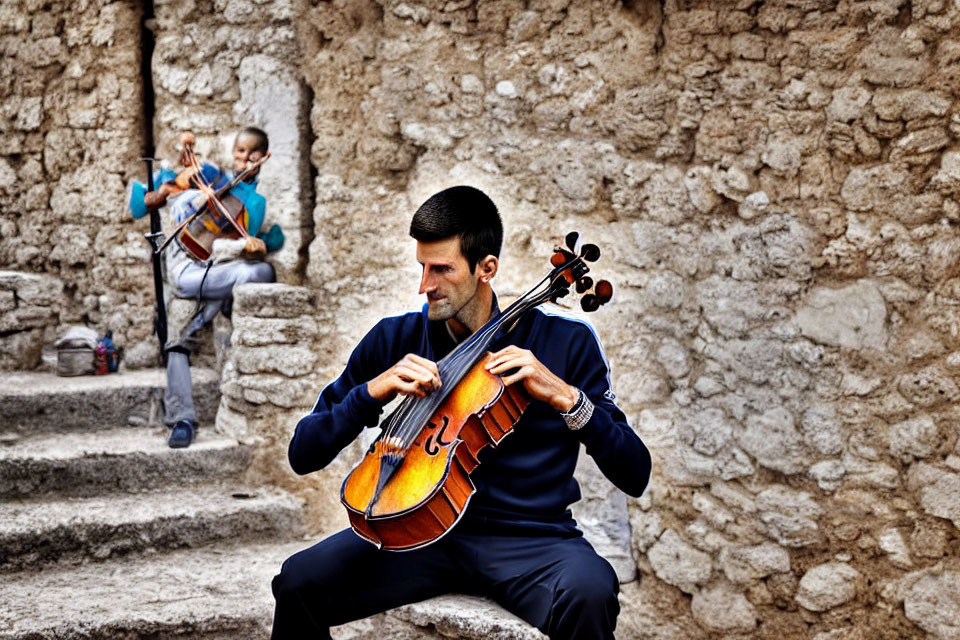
[580,243,600,262]
[550,288,570,303]
[551,248,575,267]
[565,231,580,253]
[596,280,613,305]
[581,294,600,312]
[575,277,593,294]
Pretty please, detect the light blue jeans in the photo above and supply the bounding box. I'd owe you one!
[164,259,275,426]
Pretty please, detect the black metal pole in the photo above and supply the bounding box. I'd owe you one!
[143,158,168,365]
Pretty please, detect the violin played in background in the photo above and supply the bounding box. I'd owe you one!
[133,131,271,262]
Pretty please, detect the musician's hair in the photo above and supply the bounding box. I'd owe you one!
[410,186,503,272]
[238,127,269,153]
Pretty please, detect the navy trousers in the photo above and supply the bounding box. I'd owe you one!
[271,528,620,639]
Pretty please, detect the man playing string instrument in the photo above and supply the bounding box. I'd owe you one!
[270,186,651,639]
[129,127,284,448]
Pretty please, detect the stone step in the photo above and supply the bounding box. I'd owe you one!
[0,427,251,499]
[338,595,548,640]
[0,484,304,572]
[0,368,219,434]
[0,540,543,640]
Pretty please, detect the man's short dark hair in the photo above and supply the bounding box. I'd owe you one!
[239,126,269,153]
[409,186,503,272]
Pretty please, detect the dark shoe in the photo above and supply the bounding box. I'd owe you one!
[168,420,196,448]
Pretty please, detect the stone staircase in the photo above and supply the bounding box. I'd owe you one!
[0,367,306,639]
[0,367,546,639]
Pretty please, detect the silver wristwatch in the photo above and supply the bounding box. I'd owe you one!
[560,388,594,431]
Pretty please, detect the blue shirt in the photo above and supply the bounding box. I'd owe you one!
[289,301,652,535]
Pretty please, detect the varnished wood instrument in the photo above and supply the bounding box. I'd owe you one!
[154,132,270,261]
[341,233,613,551]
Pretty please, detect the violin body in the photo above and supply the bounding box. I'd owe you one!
[175,192,246,262]
[341,352,529,551]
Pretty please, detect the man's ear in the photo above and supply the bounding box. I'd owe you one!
[476,255,498,283]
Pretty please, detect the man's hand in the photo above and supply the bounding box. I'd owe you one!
[367,354,441,402]
[243,236,267,256]
[485,346,578,412]
[143,183,174,210]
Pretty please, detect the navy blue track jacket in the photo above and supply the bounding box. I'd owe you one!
[289,300,652,536]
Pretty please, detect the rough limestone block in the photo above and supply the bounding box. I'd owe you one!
[617,578,707,640]
[0,270,63,306]
[719,543,791,584]
[794,280,887,350]
[0,271,63,340]
[0,369,219,434]
[232,315,318,347]
[0,290,14,313]
[799,405,844,455]
[903,570,960,639]
[647,529,713,594]
[755,485,822,547]
[877,527,912,569]
[393,595,546,640]
[795,562,860,612]
[233,345,318,378]
[221,364,319,408]
[737,407,809,475]
[889,415,940,462]
[0,328,44,370]
[897,367,960,408]
[629,505,664,555]
[691,584,757,633]
[908,463,960,528]
[234,283,317,319]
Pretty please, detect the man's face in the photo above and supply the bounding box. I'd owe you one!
[416,237,478,322]
[233,133,264,178]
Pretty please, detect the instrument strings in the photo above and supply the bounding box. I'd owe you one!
[379,266,568,451]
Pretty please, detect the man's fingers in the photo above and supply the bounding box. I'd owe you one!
[395,363,440,390]
[486,353,531,374]
[501,366,533,387]
[397,379,426,397]
[406,354,440,376]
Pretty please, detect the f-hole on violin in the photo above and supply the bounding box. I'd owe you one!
[340,232,613,551]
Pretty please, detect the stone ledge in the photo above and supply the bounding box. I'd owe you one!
[0,428,252,499]
[0,271,64,370]
[332,595,546,639]
[0,271,63,308]
[0,368,219,433]
[394,595,547,639]
[0,485,304,572]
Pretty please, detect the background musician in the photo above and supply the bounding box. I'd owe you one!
[129,127,284,448]
[270,186,651,639]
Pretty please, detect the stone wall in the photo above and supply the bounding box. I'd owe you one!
[0,0,313,369]
[151,0,313,287]
[294,1,960,638]
[0,0,147,362]
[0,271,63,369]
